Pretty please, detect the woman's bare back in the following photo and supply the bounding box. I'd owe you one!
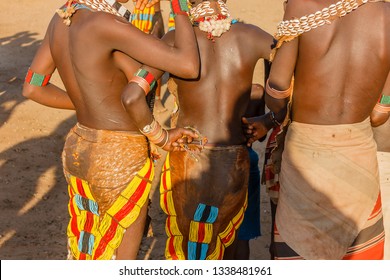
[174,22,273,145]
[290,0,390,124]
[48,10,142,130]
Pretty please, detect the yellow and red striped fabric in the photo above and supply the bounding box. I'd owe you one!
[160,153,247,260]
[67,158,154,260]
[131,5,155,34]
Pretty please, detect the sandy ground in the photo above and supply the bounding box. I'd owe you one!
[0,0,284,260]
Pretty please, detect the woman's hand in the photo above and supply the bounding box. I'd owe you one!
[134,0,160,10]
[162,127,200,152]
[242,116,269,146]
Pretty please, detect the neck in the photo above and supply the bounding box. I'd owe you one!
[191,1,237,41]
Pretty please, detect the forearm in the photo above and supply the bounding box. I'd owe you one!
[265,95,289,114]
[141,65,165,81]
[122,86,154,130]
[265,107,287,131]
[264,78,291,114]
[122,83,170,149]
[22,29,74,109]
[266,30,297,114]
[22,83,75,110]
[122,78,199,151]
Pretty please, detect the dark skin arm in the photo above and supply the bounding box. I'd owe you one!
[242,1,297,145]
[241,61,270,143]
[241,83,266,144]
[137,30,178,81]
[242,107,287,146]
[121,13,199,151]
[125,29,200,150]
[121,82,198,151]
[371,71,390,127]
[104,12,199,78]
[265,1,297,114]
[242,56,287,146]
[371,110,390,127]
[22,31,75,110]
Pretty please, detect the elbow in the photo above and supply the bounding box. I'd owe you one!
[370,111,390,127]
[180,56,200,79]
[22,83,38,100]
[371,118,385,127]
[121,84,145,112]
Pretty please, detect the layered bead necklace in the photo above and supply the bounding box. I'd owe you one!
[57,0,131,26]
[275,0,384,39]
[190,0,239,42]
[270,0,385,60]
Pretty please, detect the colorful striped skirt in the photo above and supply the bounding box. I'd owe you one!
[62,123,154,260]
[160,145,249,260]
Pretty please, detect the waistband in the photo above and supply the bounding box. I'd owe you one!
[288,117,374,147]
[291,117,370,129]
[71,123,146,142]
[201,143,247,150]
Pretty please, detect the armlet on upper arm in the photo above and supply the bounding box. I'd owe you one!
[265,78,293,99]
[128,68,157,95]
[25,68,52,86]
[374,95,390,113]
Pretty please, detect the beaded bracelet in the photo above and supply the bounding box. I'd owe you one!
[160,130,170,149]
[140,118,169,146]
[25,68,52,87]
[266,78,292,99]
[171,0,190,16]
[129,68,157,95]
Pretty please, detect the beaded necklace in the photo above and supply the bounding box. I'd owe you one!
[57,0,131,26]
[78,0,131,20]
[190,0,230,18]
[190,0,239,42]
[270,0,385,60]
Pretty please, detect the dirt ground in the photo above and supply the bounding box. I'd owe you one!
[0,0,284,260]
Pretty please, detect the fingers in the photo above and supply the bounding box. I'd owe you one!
[183,136,194,143]
[242,117,254,138]
[241,117,254,130]
[134,0,143,9]
[135,0,153,10]
[175,137,188,144]
[135,0,160,10]
[181,128,199,139]
[243,127,253,134]
[164,127,205,152]
[246,137,256,147]
[171,141,179,147]
[147,0,160,7]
